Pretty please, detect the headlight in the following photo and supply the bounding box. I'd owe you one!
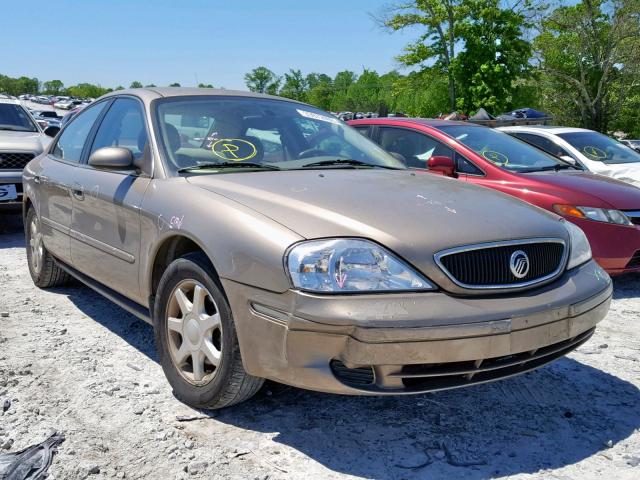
[564,221,592,270]
[286,238,435,292]
[554,204,633,226]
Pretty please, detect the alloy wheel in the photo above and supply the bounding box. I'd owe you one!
[29,216,44,275]
[166,280,223,385]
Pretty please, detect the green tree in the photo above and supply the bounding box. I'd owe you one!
[330,70,357,111]
[129,81,143,88]
[453,0,532,113]
[347,69,381,112]
[144,83,157,87]
[306,74,333,111]
[198,83,214,88]
[535,0,640,132]
[0,75,39,95]
[42,80,64,95]
[169,82,181,87]
[279,69,308,101]
[244,67,281,95]
[393,69,450,117]
[115,86,125,90]
[380,1,465,110]
[380,1,540,112]
[66,83,110,98]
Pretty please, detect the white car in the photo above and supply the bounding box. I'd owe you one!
[499,126,640,188]
[53,99,82,110]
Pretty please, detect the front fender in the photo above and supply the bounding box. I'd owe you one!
[139,178,303,300]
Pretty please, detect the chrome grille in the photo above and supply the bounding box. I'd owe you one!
[435,239,566,289]
[0,152,35,169]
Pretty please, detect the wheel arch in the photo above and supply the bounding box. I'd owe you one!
[148,233,222,304]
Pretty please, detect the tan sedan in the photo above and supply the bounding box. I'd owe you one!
[22,88,612,408]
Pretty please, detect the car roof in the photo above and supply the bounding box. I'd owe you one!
[100,87,305,106]
[0,96,21,105]
[498,125,590,135]
[350,117,481,128]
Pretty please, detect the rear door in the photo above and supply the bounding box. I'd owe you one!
[70,97,151,300]
[38,101,109,264]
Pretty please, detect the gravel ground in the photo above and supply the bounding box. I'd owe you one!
[1,213,639,480]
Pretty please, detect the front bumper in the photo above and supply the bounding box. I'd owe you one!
[0,170,24,209]
[571,217,640,274]
[222,260,612,395]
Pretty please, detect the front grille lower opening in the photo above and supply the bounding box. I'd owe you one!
[400,328,594,391]
[330,360,375,387]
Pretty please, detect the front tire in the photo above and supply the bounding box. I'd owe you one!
[25,207,71,288]
[153,252,263,409]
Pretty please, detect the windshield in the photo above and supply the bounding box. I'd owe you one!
[436,125,568,172]
[0,104,38,132]
[154,97,403,173]
[558,131,640,165]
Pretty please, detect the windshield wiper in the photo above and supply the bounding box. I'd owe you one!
[301,159,400,169]
[178,162,281,172]
[538,164,575,172]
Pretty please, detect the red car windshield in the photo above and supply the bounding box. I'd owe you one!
[437,125,570,173]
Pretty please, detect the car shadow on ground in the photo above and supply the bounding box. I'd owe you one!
[612,273,640,299]
[0,213,24,248]
[61,282,640,479]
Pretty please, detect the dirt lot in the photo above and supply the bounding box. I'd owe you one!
[1,213,639,480]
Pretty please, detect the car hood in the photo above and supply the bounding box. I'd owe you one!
[521,170,640,209]
[188,170,569,291]
[0,131,50,153]
[585,161,640,189]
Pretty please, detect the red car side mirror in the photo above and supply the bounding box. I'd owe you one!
[427,155,456,177]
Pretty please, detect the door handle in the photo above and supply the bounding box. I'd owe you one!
[71,183,84,201]
[34,175,41,184]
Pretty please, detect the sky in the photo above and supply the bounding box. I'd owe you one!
[0,0,419,90]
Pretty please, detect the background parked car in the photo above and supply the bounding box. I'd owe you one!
[499,126,640,188]
[0,95,55,209]
[54,98,83,110]
[350,118,640,275]
[621,139,640,153]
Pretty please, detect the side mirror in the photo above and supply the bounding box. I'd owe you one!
[43,125,59,137]
[427,155,456,177]
[88,147,134,169]
[560,155,576,165]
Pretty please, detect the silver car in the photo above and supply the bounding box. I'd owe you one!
[23,88,612,409]
[0,95,54,208]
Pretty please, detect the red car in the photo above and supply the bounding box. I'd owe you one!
[349,118,640,275]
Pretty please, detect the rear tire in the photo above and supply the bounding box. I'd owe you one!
[153,252,264,409]
[25,207,71,288]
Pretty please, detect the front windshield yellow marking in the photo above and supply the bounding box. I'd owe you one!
[481,149,509,165]
[211,138,257,162]
[582,145,607,160]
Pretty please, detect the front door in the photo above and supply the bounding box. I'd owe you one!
[70,97,151,300]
